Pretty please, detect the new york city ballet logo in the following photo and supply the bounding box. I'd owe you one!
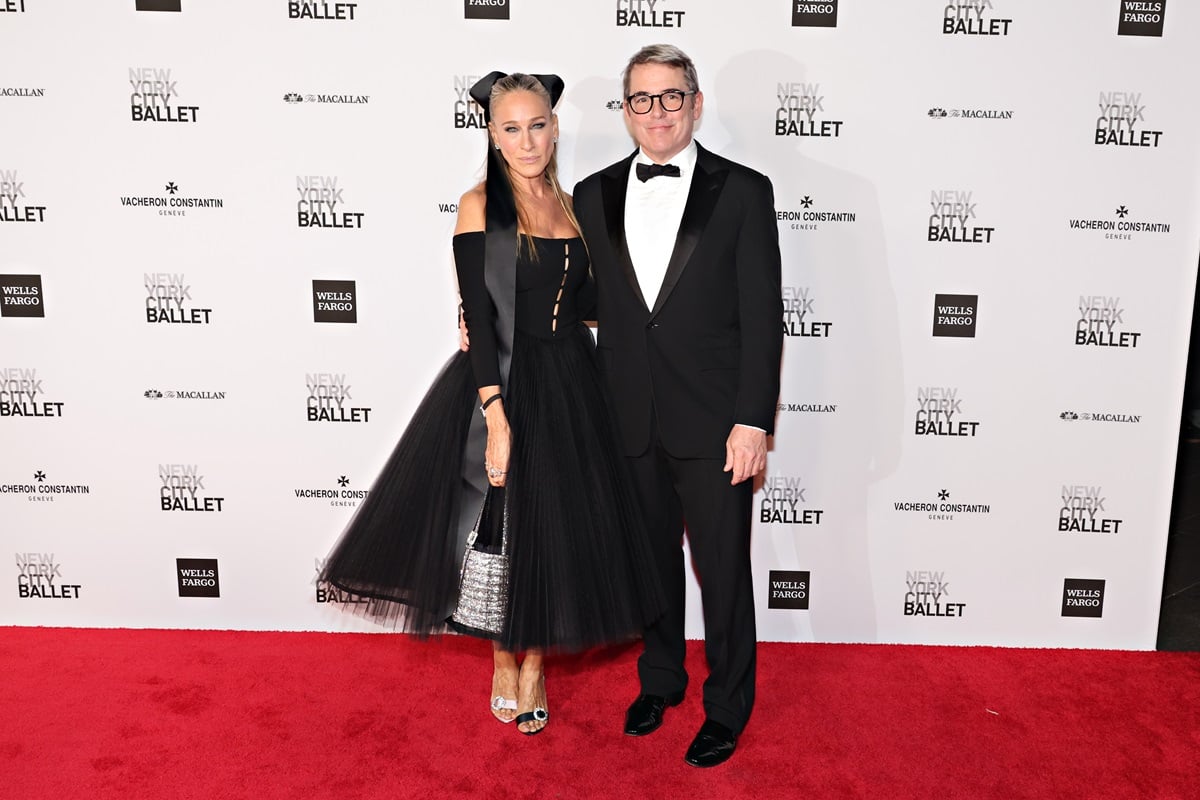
[288,1,357,20]
[782,285,831,339]
[159,464,224,512]
[792,0,836,27]
[767,570,810,610]
[16,553,81,600]
[1075,296,1141,349]
[777,196,856,232]
[314,558,371,604]
[1,170,46,224]
[452,75,485,129]
[776,81,842,138]
[312,280,357,323]
[465,0,509,19]
[306,373,372,423]
[1059,485,1123,535]
[119,181,225,217]
[145,272,213,325]
[1095,91,1162,148]
[1068,205,1170,242]
[0,470,91,504]
[914,386,979,438]
[903,571,965,618]
[129,67,198,123]
[1059,410,1140,425]
[928,189,993,244]
[892,489,991,522]
[759,476,823,526]
[932,294,977,338]
[295,475,369,508]
[1,0,28,11]
[176,558,220,597]
[616,0,685,27]
[943,1,1012,36]
[1061,578,1104,618]
[1117,1,1166,36]
[0,368,63,418]
[296,176,364,229]
[0,274,44,318]
[136,0,181,10]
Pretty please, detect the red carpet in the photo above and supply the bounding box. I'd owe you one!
[2,627,1198,799]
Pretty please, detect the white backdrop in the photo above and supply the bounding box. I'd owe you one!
[3,0,1197,649]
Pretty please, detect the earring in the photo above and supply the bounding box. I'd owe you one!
[493,143,500,150]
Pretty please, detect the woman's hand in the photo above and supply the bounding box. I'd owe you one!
[484,408,511,488]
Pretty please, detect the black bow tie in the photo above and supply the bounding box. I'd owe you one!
[636,162,681,182]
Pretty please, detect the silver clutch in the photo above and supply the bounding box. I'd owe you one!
[451,488,510,635]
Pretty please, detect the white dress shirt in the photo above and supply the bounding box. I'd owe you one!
[624,140,698,310]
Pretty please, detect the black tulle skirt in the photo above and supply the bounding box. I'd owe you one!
[320,324,664,652]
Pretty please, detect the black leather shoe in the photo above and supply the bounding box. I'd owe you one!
[684,720,738,768]
[623,693,683,736]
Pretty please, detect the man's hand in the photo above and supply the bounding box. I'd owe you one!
[724,425,767,485]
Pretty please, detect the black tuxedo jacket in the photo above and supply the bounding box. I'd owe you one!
[573,143,783,459]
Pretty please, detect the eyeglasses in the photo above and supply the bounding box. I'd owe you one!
[625,90,696,115]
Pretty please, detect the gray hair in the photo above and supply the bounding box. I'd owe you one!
[621,44,699,98]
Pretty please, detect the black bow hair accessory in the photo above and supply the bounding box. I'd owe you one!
[468,71,565,122]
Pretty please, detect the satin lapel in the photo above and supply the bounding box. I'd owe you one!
[650,151,728,318]
[600,153,649,312]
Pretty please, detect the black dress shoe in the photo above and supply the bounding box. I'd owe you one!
[623,693,683,736]
[684,720,738,768]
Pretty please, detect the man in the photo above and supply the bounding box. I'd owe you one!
[572,44,783,768]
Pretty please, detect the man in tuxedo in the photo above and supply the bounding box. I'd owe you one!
[572,44,783,768]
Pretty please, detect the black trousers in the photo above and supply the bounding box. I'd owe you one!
[626,432,757,735]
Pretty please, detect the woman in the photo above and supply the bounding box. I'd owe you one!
[320,72,663,736]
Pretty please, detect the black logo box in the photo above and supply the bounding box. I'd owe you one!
[1061,578,1105,618]
[932,293,977,338]
[1117,0,1166,37]
[464,0,509,20]
[136,0,182,10]
[768,570,810,609]
[312,279,357,324]
[0,274,44,318]
[793,0,838,28]
[176,558,220,598]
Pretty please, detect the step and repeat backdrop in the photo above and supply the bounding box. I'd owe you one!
[4,1,1198,649]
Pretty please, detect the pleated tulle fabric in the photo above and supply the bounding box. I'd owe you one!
[320,326,665,652]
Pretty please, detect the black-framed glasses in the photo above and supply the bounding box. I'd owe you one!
[625,90,696,115]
